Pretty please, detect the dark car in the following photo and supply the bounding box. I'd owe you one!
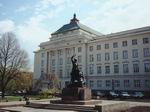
[120,92,131,99]
[132,92,144,99]
[107,91,119,99]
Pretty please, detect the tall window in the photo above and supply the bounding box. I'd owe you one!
[122,41,127,47]
[97,45,101,50]
[105,44,109,49]
[89,54,94,62]
[123,64,129,73]
[145,80,150,88]
[113,42,118,48]
[134,80,141,88]
[143,37,149,44]
[144,62,150,72]
[105,66,110,74]
[67,57,71,64]
[114,80,120,87]
[123,50,128,59]
[97,54,101,61]
[113,51,118,60]
[133,63,139,73]
[132,39,137,45]
[78,56,82,63]
[41,60,44,66]
[143,48,150,57]
[106,80,111,87]
[89,46,93,51]
[59,58,63,65]
[132,49,138,58]
[52,59,55,66]
[89,80,94,88]
[105,53,110,61]
[59,69,63,78]
[66,48,71,54]
[114,65,119,73]
[78,47,82,52]
[97,65,102,74]
[97,80,102,88]
[89,64,94,75]
[124,80,130,87]
[41,53,45,58]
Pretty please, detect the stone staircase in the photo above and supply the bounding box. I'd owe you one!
[26,103,98,112]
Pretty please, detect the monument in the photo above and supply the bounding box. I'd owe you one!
[61,55,92,102]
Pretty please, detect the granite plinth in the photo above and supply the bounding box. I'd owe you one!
[62,87,91,101]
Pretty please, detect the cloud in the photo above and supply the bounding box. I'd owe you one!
[82,0,150,34]
[15,5,30,12]
[0,19,15,34]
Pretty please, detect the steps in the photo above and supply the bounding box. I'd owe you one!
[26,103,98,112]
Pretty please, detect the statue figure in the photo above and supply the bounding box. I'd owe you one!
[69,55,85,87]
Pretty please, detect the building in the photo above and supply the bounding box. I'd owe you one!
[34,14,150,92]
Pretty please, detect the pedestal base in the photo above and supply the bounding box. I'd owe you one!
[62,87,91,101]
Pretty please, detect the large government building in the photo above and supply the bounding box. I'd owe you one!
[34,14,150,92]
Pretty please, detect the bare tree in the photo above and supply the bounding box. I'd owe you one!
[0,32,28,99]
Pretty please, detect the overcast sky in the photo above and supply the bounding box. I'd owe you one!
[0,0,150,71]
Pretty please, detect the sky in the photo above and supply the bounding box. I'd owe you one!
[0,0,150,71]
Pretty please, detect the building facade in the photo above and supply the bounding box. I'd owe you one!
[34,14,150,92]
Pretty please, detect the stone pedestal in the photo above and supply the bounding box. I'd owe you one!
[62,87,91,101]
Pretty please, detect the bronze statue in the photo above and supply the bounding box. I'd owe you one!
[69,55,85,87]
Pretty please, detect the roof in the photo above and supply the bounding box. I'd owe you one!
[51,14,102,36]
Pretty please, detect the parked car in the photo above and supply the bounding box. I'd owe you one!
[107,91,119,99]
[120,92,131,99]
[97,91,105,97]
[132,92,144,99]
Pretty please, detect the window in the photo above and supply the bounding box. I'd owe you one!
[144,62,150,72]
[113,51,118,60]
[41,60,44,66]
[59,58,63,65]
[89,54,94,62]
[113,42,118,48]
[59,69,63,78]
[124,80,130,87]
[105,66,110,74]
[134,80,141,88]
[52,59,55,66]
[97,65,102,74]
[78,56,82,63]
[89,64,94,75]
[78,47,82,52]
[132,39,137,45]
[123,50,128,59]
[51,51,55,57]
[123,64,129,73]
[89,46,93,51]
[89,80,94,88]
[105,44,109,49]
[66,48,71,54]
[143,48,150,57]
[133,63,139,73]
[97,45,101,50]
[97,54,101,61]
[41,53,45,58]
[67,57,71,64]
[58,50,63,55]
[143,37,149,44]
[145,80,150,88]
[114,80,120,87]
[114,65,119,73]
[132,49,138,58]
[122,41,127,47]
[97,80,102,87]
[105,53,110,61]
[106,80,111,87]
